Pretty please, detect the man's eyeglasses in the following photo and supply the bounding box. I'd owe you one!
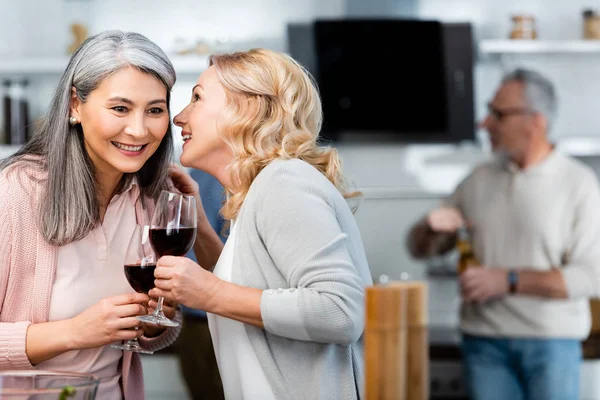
[487,103,537,121]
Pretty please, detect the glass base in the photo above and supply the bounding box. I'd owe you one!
[111,341,154,354]
[137,314,179,327]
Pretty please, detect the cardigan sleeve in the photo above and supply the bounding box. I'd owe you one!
[257,163,366,345]
[0,172,35,370]
[137,308,182,352]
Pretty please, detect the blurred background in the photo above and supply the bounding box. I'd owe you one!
[4,0,600,398]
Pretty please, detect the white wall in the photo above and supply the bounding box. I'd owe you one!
[419,0,600,139]
[0,0,345,57]
[81,0,345,54]
[419,0,583,40]
[0,0,345,158]
[0,0,67,57]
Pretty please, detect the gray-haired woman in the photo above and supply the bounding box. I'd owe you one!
[0,30,218,399]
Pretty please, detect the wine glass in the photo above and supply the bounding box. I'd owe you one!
[111,225,155,354]
[137,190,197,327]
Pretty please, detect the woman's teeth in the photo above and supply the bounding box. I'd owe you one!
[182,134,192,142]
[112,142,144,152]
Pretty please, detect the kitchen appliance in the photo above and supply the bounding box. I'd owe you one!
[287,19,475,144]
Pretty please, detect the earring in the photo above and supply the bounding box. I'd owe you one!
[69,116,78,126]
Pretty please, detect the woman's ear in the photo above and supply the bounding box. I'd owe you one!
[69,86,81,122]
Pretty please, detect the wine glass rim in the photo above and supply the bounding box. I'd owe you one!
[149,225,196,229]
[159,189,195,199]
[0,370,99,380]
[0,370,101,393]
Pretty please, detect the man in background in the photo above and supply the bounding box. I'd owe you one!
[175,168,227,400]
[407,69,600,400]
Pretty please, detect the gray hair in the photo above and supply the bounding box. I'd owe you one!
[1,30,176,246]
[502,68,558,131]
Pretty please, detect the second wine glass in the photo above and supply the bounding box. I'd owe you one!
[111,225,155,354]
[137,190,197,327]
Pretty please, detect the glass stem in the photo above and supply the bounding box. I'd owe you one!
[153,296,165,316]
[125,328,139,345]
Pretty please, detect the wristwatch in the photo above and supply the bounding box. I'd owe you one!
[508,270,518,294]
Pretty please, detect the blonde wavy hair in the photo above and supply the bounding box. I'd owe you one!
[209,48,360,220]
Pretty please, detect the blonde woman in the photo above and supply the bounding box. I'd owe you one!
[154,49,372,399]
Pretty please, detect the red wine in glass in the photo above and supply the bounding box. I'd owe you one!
[124,263,157,294]
[138,191,197,327]
[149,227,196,256]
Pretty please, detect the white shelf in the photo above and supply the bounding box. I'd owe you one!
[0,55,210,76]
[480,40,600,54]
[0,57,68,75]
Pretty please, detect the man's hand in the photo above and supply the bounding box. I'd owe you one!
[427,207,466,233]
[460,267,509,303]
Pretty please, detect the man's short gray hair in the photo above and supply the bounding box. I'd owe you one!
[502,68,558,131]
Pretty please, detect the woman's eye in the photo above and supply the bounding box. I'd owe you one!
[112,106,128,113]
[149,108,165,115]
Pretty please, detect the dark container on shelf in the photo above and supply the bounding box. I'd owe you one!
[3,79,29,145]
[2,80,10,145]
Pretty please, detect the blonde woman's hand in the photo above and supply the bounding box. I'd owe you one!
[68,293,149,350]
[168,164,200,199]
[150,256,220,311]
[168,163,215,233]
[147,297,178,320]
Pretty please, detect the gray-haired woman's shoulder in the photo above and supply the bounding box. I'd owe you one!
[0,155,47,198]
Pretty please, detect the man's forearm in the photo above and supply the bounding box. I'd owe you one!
[407,219,457,259]
[513,268,567,299]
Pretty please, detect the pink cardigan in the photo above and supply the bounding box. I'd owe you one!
[0,161,181,399]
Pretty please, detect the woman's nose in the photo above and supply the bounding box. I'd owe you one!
[173,106,189,128]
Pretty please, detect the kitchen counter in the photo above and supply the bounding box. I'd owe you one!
[429,325,463,362]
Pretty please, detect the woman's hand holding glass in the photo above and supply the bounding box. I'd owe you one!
[68,293,149,350]
[150,256,221,312]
